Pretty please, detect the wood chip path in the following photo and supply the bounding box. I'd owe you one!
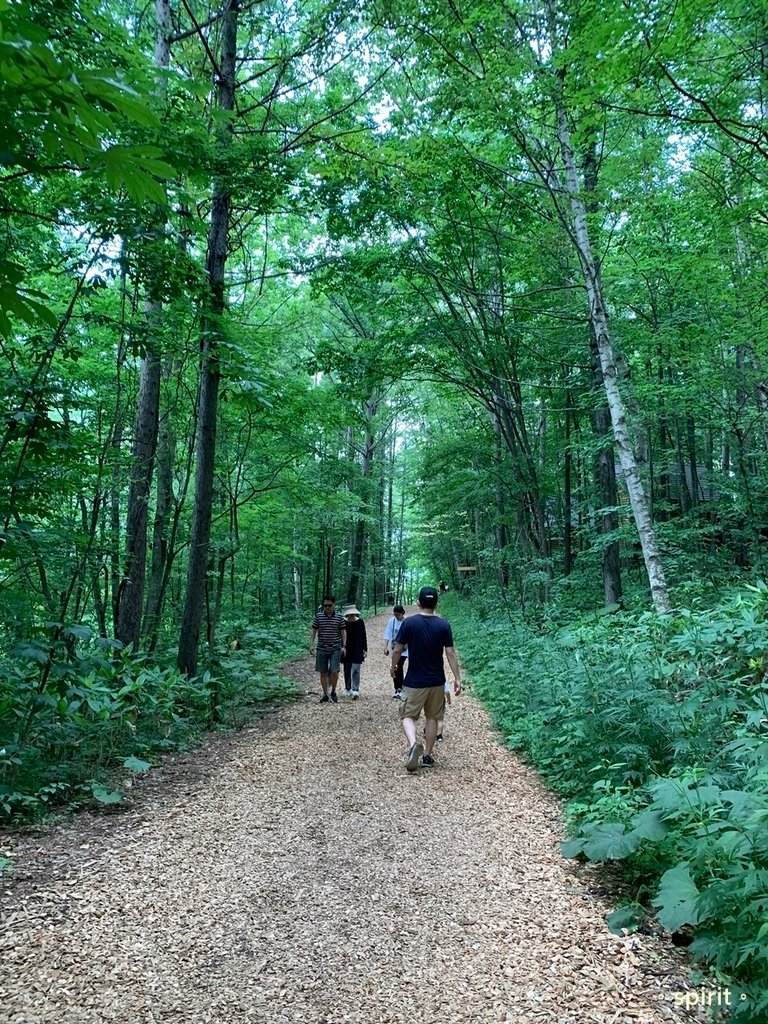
[1,610,702,1024]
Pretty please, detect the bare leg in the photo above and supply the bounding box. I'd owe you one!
[320,673,329,695]
[424,716,438,755]
[330,670,339,693]
[402,716,417,747]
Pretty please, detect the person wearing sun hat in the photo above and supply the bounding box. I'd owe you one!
[389,585,461,771]
[342,604,367,699]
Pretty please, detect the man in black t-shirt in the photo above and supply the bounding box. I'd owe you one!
[389,586,461,772]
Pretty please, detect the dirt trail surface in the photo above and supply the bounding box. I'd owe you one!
[1,609,698,1024]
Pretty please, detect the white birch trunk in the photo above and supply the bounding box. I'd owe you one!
[554,103,672,613]
[292,534,302,611]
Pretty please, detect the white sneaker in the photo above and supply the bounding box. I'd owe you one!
[351,691,359,700]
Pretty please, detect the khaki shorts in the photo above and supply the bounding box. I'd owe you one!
[399,685,445,722]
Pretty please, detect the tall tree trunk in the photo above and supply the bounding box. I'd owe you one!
[114,0,171,648]
[346,398,378,604]
[178,0,239,676]
[589,331,623,606]
[563,375,573,576]
[144,204,192,644]
[347,519,367,605]
[673,412,692,514]
[686,414,701,506]
[580,141,622,606]
[493,396,544,559]
[143,367,177,641]
[396,474,406,603]
[657,357,672,520]
[554,99,670,612]
[292,533,303,610]
[209,547,233,651]
[115,333,160,647]
[145,417,193,651]
[385,424,395,597]
[491,408,510,585]
[109,395,124,633]
[324,541,333,597]
[375,449,386,604]
[92,562,108,638]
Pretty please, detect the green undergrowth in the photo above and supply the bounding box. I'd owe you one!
[449,586,768,1019]
[0,618,304,824]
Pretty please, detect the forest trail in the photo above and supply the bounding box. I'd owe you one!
[1,609,698,1024]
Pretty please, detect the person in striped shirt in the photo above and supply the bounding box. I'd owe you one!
[309,596,347,703]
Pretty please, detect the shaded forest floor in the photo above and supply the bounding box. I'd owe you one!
[1,609,704,1023]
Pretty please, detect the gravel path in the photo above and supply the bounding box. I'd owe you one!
[1,610,699,1023]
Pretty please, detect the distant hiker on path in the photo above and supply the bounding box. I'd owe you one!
[309,596,346,703]
[390,585,461,772]
[342,605,367,699]
[383,603,407,699]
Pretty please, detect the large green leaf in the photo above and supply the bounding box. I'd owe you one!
[582,823,642,861]
[90,783,123,805]
[606,906,641,935]
[653,864,702,931]
[630,809,668,842]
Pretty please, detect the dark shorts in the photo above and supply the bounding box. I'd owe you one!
[399,685,445,722]
[315,648,342,674]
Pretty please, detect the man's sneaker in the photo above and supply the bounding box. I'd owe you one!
[330,691,339,703]
[319,694,329,703]
[422,754,435,767]
[406,742,423,772]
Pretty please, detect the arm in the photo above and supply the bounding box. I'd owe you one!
[309,623,317,653]
[445,646,462,694]
[340,625,347,651]
[389,641,405,677]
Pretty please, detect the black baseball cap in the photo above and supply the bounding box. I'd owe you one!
[418,586,439,606]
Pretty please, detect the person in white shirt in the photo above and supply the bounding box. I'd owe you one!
[383,604,407,699]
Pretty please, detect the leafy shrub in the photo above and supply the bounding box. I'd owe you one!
[0,618,302,821]
[452,584,768,1015]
